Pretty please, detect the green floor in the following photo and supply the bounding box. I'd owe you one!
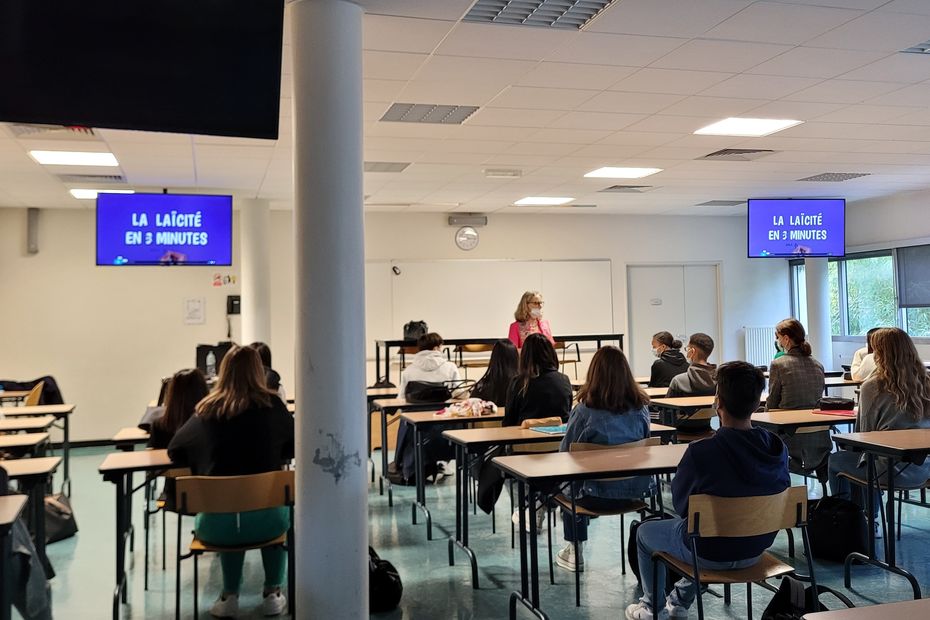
[32,447,930,619]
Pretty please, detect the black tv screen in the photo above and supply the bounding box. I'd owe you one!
[0,1,285,139]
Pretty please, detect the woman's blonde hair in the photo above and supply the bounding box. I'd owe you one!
[872,327,930,421]
[196,345,277,420]
[514,291,542,322]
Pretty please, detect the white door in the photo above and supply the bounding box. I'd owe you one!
[627,264,720,377]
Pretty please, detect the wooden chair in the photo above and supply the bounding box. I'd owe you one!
[554,340,581,379]
[549,438,661,606]
[24,381,44,406]
[674,408,717,443]
[652,486,816,620]
[173,471,295,619]
[454,343,494,379]
[143,468,191,590]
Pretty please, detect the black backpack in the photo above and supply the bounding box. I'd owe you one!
[369,546,402,613]
[806,497,868,562]
[627,516,679,594]
[403,321,428,341]
[404,380,452,404]
[762,575,855,620]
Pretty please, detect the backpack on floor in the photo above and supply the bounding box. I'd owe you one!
[369,546,402,613]
[627,516,678,594]
[762,575,855,620]
[806,497,868,562]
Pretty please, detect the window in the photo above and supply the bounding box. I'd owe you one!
[829,261,840,337]
[843,255,895,335]
[905,308,930,338]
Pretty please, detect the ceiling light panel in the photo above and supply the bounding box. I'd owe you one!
[694,118,803,137]
[464,0,615,30]
[514,196,574,206]
[584,166,662,179]
[380,103,479,125]
[797,172,870,182]
[29,150,119,166]
[70,189,135,200]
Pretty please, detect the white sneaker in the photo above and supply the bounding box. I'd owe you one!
[511,508,545,533]
[210,594,239,618]
[625,601,669,620]
[665,601,688,619]
[261,590,287,616]
[556,542,584,572]
[874,521,883,539]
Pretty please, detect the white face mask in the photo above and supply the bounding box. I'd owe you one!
[652,348,660,358]
[530,307,543,319]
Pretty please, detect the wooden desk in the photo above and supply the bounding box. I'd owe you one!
[803,599,930,619]
[367,386,398,400]
[824,376,862,393]
[651,395,766,428]
[111,427,150,452]
[751,409,856,435]
[832,429,930,599]
[0,404,75,495]
[635,376,650,385]
[492,444,687,619]
[0,416,55,433]
[0,433,49,457]
[0,391,29,405]
[99,449,174,619]
[441,423,676,588]
[0,494,26,620]
[644,386,667,398]
[3,458,61,581]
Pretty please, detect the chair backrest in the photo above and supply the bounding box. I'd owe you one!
[458,343,493,353]
[688,407,716,422]
[175,470,295,515]
[687,486,807,538]
[552,340,566,350]
[24,381,44,406]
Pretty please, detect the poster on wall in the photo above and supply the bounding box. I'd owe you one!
[184,297,206,325]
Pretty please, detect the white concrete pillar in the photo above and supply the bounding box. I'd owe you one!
[805,258,835,368]
[240,198,272,345]
[290,0,367,617]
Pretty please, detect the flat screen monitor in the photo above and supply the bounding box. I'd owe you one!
[96,193,232,266]
[0,1,284,139]
[747,198,845,258]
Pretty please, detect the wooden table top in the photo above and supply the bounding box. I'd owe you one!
[373,398,456,411]
[0,403,75,417]
[803,598,930,619]
[0,456,61,479]
[651,395,767,409]
[443,422,676,448]
[112,427,149,443]
[493,443,688,483]
[400,410,504,425]
[833,429,930,457]
[752,409,856,430]
[635,376,650,385]
[644,386,667,398]
[0,432,49,449]
[0,495,27,531]
[287,402,295,414]
[366,387,398,397]
[99,449,173,476]
[0,391,30,400]
[0,415,55,432]
[824,376,862,387]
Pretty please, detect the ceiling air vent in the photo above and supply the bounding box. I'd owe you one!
[464,0,615,30]
[698,148,775,161]
[380,103,478,125]
[56,173,127,184]
[364,161,410,173]
[484,168,523,178]
[599,185,655,193]
[695,200,745,207]
[7,123,99,141]
[797,172,870,182]
[901,39,930,54]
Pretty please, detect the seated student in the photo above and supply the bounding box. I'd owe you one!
[666,333,716,398]
[249,341,287,402]
[648,332,689,388]
[470,339,519,406]
[391,333,461,483]
[555,346,653,572]
[149,368,209,449]
[626,362,789,620]
[850,327,880,382]
[168,345,294,618]
[503,333,572,427]
[829,328,930,532]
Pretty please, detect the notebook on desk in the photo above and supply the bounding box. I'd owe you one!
[530,424,567,435]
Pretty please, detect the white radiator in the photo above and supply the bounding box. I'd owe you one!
[744,326,776,367]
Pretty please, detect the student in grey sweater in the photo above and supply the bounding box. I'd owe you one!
[829,327,930,519]
[666,333,717,398]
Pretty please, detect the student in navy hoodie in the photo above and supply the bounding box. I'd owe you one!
[626,361,789,620]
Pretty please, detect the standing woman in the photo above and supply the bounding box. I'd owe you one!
[648,331,688,388]
[504,333,572,427]
[508,291,554,349]
[829,328,930,515]
[168,345,294,618]
[470,339,519,406]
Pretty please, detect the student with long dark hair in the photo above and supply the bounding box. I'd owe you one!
[556,346,653,572]
[649,331,688,388]
[149,368,209,449]
[503,333,572,427]
[249,341,287,401]
[168,345,294,618]
[470,339,519,406]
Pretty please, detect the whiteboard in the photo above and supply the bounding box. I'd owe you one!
[366,259,613,342]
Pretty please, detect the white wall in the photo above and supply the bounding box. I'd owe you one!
[1,207,790,440]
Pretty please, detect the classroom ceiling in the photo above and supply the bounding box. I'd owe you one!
[6,0,930,215]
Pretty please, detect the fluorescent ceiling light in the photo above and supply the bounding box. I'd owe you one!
[694,118,803,137]
[584,167,662,179]
[514,196,574,206]
[70,188,134,200]
[30,150,119,166]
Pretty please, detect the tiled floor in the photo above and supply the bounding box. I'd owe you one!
[35,447,930,618]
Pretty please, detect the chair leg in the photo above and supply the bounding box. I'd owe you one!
[175,518,182,620]
[724,583,731,605]
[162,509,167,570]
[620,513,627,575]
[785,527,795,558]
[547,508,555,585]
[898,490,904,541]
[746,582,753,620]
[193,554,199,618]
[571,502,581,607]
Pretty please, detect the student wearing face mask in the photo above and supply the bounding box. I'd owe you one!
[508,291,554,349]
[648,331,689,388]
[665,333,716,398]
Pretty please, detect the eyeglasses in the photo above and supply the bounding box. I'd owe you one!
[530,301,544,307]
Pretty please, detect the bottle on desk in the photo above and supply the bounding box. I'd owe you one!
[206,351,216,378]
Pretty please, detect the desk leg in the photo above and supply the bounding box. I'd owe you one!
[384,345,392,385]
[379,408,393,505]
[412,424,432,539]
[367,405,375,484]
[62,416,71,496]
[448,444,479,588]
[509,481,548,620]
[0,528,12,620]
[113,475,128,619]
[375,343,382,384]
[24,480,53,581]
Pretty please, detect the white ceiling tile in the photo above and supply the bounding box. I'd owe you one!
[866,83,930,107]
[622,115,719,133]
[650,39,792,72]
[784,79,908,103]
[364,79,408,103]
[838,54,930,83]
[587,0,752,38]
[487,86,598,111]
[396,80,507,106]
[363,51,427,81]
[451,125,538,142]
[577,91,685,114]
[435,22,574,61]
[705,2,863,45]
[547,32,686,67]
[550,111,646,131]
[743,100,846,119]
[805,12,930,51]
[516,62,637,90]
[811,104,919,124]
[776,1,891,9]
[659,96,765,117]
[482,153,563,166]
[608,68,734,95]
[414,55,537,84]
[746,46,887,79]
[699,74,821,100]
[878,0,930,15]
[363,14,454,53]
[523,127,615,144]
[877,108,930,126]
[467,107,567,128]
[596,132,682,146]
[503,141,583,156]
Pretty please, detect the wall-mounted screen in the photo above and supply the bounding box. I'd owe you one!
[96,193,232,266]
[747,198,845,258]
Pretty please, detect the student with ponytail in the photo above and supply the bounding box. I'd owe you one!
[765,318,824,410]
[648,331,689,388]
